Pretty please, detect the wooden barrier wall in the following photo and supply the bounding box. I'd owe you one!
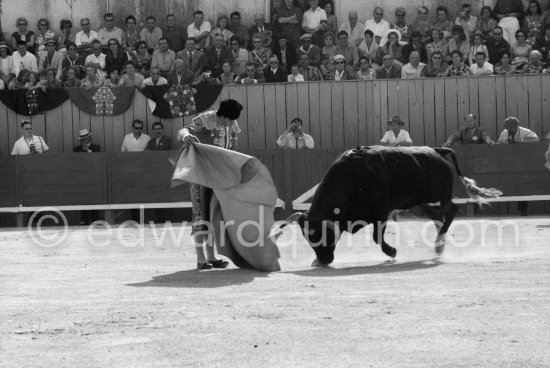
[1,75,549,155]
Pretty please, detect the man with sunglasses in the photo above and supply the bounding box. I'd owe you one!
[296,33,321,67]
[263,55,288,82]
[75,18,98,56]
[98,13,123,49]
[12,121,49,155]
[486,27,510,64]
[376,54,401,79]
[121,119,151,152]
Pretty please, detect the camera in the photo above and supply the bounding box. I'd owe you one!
[29,143,36,153]
[204,71,212,78]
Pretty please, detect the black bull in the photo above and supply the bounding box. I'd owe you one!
[278,146,502,266]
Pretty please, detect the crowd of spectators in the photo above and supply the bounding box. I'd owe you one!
[1,0,550,90]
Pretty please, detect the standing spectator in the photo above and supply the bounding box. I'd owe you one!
[167,59,195,86]
[121,119,151,152]
[151,38,176,77]
[412,6,433,43]
[11,120,49,155]
[494,51,517,74]
[163,14,187,53]
[38,38,63,80]
[84,39,107,78]
[296,33,321,67]
[75,18,98,56]
[80,63,104,88]
[227,12,249,50]
[365,7,390,44]
[133,40,152,77]
[140,16,163,53]
[229,36,248,75]
[358,29,380,66]
[376,54,402,79]
[120,61,144,87]
[422,50,448,77]
[323,1,338,36]
[212,15,234,45]
[445,50,471,76]
[205,33,232,78]
[335,30,359,67]
[35,18,56,55]
[0,42,15,86]
[468,33,489,65]
[187,10,211,50]
[525,1,545,46]
[263,54,288,82]
[448,25,470,64]
[105,38,128,74]
[433,6,454,39]
[277,118,314,149]
[442,113,495,147]
[302,0,328,47]
[11,17,35,54]
[219,61,236,84]
[326,54,355,80]
[355,56,376,80]
[425,28,449,60]
[454,4,478,40]
[249,33,271,72]
[470,52,494,75]
[380,116,413,147]
[57,19,75,53]
[534,24,550,64]
[401,31,428,64]
[476,6,499,40]
[122,15,140,52]
[487,27,511,64]
[297,53,323,81]
[401,51,426,79]
[391,7,412,42]
[511,29,532,68]
[146,122,172,151]
[176,38,205,77]
[273,0,303,49]
[12,40,38,77]
[62,66,81,87]
[339,11,365,48]
[62,42,86,79]
[248,14,273,50]
[493,0,524,48]
[97,13,123,48]
[273,34,297,73]
[497,116,539,143]
[141,66,168,86]
[235,61,265,84]
[288,64,305,81]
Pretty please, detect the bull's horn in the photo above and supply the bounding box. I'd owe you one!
[268,212,305,239]
[283,212,304,225]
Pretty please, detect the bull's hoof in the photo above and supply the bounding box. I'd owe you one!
[311,258,329,268]
[383,247,397,258]
[435,244,445,255]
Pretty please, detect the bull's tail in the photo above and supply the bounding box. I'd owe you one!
[433,147,503,204]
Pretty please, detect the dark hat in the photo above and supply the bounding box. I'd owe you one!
[388,115,405,126]
[217,99,243,120]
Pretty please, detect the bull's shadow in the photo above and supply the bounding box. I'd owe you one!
[287,259,441,277]
[127,268,268,289]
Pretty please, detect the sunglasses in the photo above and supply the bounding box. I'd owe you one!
[139,46,146,49]
[106,19,114,22]
[24,127,32,130]
[303,39,311,42]
[375,13,383,16]
[231,42,239,45]
[82,23,90,26]
[18,23,27,26]
[335,61,345,64]
[433,56,442,59]
[134,127,143,130]
[418,12,427,15]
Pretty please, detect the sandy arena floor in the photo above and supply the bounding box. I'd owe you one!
[1,217,549,368]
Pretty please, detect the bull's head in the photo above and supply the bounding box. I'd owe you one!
[280,212,339,267]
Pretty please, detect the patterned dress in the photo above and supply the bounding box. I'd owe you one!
[447,63,470,76]
[526,16,543,46]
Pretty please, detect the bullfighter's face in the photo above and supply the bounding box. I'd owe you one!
[298,214,336,266]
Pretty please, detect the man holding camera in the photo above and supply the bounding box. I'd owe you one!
[277,117,314,149]
[11,120,49,155]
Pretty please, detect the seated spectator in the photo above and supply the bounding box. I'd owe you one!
[105,38,128,75]
[12,40,38,77]
[249,33,272,72]
[358,29,380,66]
[104,67,122,87]
[133,41,152,77]
[323,1,338,36]
[187,10,211,50]
[8,69,31,90]
[476,6,498,40]
[75,18,98,56]
[401,51,426,79]
[121,119,151,152]
[443,113,495,147]
[212,15,234,46]
[302,0,328,47]
[141,67,168,86]
[288,64,305,81]
[205,33,232,78]
[494,51,517,74]
[163,14,187,54]
[235,61,265,84]
[413,6,433,42]
[146,122,172,151]
[297,53,323,81]
[335,30,359,67]
[448,26,470,64]
[219,61,236,84]
[521,49,546,73]
[140,16,163,53]
[433,6,454,39]
[320,31,337,74]
[57,19,75,53]
[120,61,144,87]
[272,34,297,73]
[355,56,376,80]
[378,29,404,65]
[487,27,511,64]
[273,0,303,49]
[277,118,314,149]
[229,36,248,75]
[376,54,401,79]
[11,120,49,155]
[470,51,494,75]
[35,18,57,55]
[422,50,448,77]
[98,13,123,48]
[380,115,413,147]
[534,24,550,64]
[493,0,523,48]
[12,17,35,54]
[511,29,533,68]
[339,11,365,48]
[468,33,489,66]
[497,116,539,143]
[62,42,86,79]
[167,59,195,86]
[80,63,104,88]
[42,66,62,88]
[84,39,107,78]
[445,50,471,76]
[391,7,412,42]
[38,38,63,80]
[227,11,249,50]
[365,7,390,44]
[26,71,41,90]
[325,54,355,80]
[263,55,288,82]
[296,33,321,67]
[454,3,477,40]
[0,42,15,86]
[74,129,100,152]
[248,13,273,49]
[176,38,206,76]
[151,38,176,77]
[122,15,140,52]
[400,31,427,65]
[425,28,449,61]
[62,66,81,87]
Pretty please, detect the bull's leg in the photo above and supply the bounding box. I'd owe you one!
[372,220,396,258]
[421,202,458,255]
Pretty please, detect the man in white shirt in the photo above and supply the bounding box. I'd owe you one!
[12,40,38,77]
[454,4,477,39]
[75,18,98,55]
[401,51,425,79]
[496,117,539,143]
[470,52,494,76]
[141,67,168,87]
[380,116,413,146]
[302,0,327,46]
[84,39,107,78]
[187,10,211,50]
[11,120,49,155]
[121,120,151,152]
[97,13,123,48]
[140,16,163,53]
[277,118,314,149]
[339,11,366,47]
[365,7,390,44]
